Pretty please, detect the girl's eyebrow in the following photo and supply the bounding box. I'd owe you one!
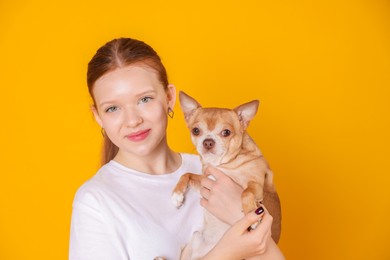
[98,100,115,109]
[136,89,157,97]
[98,89,157,109]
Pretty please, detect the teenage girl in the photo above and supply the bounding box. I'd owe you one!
[69,37,284,260]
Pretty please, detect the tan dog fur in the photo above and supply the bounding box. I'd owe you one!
[170,91,281,260]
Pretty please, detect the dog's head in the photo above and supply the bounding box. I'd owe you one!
[179,91,259,165]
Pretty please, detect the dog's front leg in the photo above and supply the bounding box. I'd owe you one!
[242,181,264,214]
[172,173,203,208]
[242,181,264,230]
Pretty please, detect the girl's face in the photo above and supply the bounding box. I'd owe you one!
[92,65,176,159]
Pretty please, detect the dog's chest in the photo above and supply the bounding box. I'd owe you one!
[216,157,266,189]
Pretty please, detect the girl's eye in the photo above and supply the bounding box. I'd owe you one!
[221,129,231,137]
[105,106,118,113]
[192,127,200,136]
[139,96,153,104]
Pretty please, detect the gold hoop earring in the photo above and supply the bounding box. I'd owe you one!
[101,128,106,137]
[168,107,174,119]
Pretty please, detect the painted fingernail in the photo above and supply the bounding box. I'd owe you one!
[255,207,264,215]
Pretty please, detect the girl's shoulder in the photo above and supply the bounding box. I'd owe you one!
[71,164,112,207]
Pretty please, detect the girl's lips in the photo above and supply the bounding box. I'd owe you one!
[126,129,151,142]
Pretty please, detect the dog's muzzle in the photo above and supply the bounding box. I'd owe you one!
[203,138,215,150]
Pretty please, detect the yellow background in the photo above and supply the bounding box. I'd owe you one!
[1,0,389,259]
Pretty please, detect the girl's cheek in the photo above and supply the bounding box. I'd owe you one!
[102,115,121,129]
[146,102,166,117]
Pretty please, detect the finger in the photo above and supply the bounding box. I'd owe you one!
[251,208,273,235]
[200,186,211,200]
[200,197,208,209]
[200,175,215,189]
[258,211,273,229]
[233,206,266,234]
[204,166,224,179]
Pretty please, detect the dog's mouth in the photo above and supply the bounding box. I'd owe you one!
[200,151,227,166]
[199,142,220,158]
[198,141,217,156]
[195,137,225,163]
[201,148,215,155]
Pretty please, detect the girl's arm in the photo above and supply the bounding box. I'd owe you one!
[69,193,121,260]
[202,207,284,260]
[200,167,284,260]
[200,167,245,225]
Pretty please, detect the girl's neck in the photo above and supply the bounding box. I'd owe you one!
[113,147,182,175]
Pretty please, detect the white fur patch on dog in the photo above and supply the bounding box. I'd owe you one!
[172,192,184,208]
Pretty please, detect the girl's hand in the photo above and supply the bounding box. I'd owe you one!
[200,167,244,225]
[203,206,281,260]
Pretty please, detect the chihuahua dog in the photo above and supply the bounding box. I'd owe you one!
[162,91,281,260]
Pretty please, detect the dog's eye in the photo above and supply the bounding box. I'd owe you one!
[221,129,231,137]
[192,128,200,136]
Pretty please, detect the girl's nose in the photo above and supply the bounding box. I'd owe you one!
[124,108,143,128]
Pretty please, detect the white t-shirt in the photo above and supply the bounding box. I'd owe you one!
[69,153,203,260]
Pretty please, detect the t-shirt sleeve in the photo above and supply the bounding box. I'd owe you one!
[69,189,121,260]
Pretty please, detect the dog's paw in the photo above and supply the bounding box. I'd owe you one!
[172,192,184,208]
[154,257,167,260]
[250,221,259,230]
[249,217,262,230]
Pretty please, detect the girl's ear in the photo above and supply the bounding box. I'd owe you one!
[166,84,177,109]
[91,105,103,128]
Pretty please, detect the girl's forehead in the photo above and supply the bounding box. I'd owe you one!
[96,65,159,85]
[92,65,164,99]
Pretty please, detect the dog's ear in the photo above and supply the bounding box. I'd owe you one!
[179,91,202,122]
[233,100,259,129]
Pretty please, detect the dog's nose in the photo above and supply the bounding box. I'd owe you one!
[203,139,215,150]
